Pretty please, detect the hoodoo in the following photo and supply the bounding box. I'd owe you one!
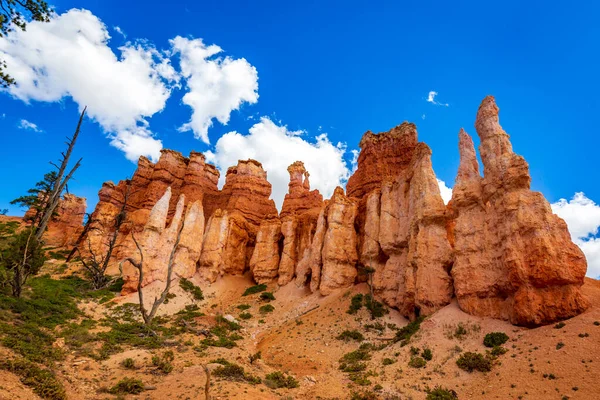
[62,96,589,326]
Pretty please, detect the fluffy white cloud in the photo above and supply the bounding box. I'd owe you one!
[426,91,449,107]
[18,119,42,132]
[0,9,175,161]
[437,179,452,204]
[552,192,600,278]
[171,36,259,144]
[205,117,351,209]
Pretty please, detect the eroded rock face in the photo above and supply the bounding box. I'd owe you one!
[449,96,589,326]
[352,129,453,319]
[121,188,205,294]
[250,218,282,284]
[31,194,87,247]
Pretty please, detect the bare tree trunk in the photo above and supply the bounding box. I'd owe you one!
[36,107,85,241]
[122,214,185,326]
[202,364,211,400]
[12,228,33,297]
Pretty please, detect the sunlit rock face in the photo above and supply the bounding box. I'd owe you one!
[26,194,87,247]
[448,96,588,326]
[79,96,588,326]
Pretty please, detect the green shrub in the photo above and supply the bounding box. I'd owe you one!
[382,358,395,366]
[242,284,267,296]
[454,323,468,338]
[260,292,275,302]
[347,294,364,314]
[239,312,252,320]
[490,346,507,357]
[216,315,242,331]
[151,350,174,374]
[350,390,378,400]
[483,332,509,348]
[348,373,372,386]
[554,322,566,329]
[410,346,420,355]
[340,349,371,363]
[264,371,299,389]
[249,351,261,364]
[408,356,426,368]
[394,316,424,346]
[364,294,388,318]
[210,357,231,366]
[121,358,136,369]
[213,362,261,384]
[179,278,204,300]
[0,358,66,400]
[426,385,458,399]
[237,304,251,310]
[421,348,433,361]
[259,304,275,314]
[339,361,367,372]
[364,322,385,333]
[556,342,565,350]
[109,377,145,394]
[456,352,492,372]
[336,330,364,342]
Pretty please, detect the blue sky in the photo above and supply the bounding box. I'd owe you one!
[1,1,600,275]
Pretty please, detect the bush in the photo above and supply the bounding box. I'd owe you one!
[259,304,275,314]
[554,322,566,329]
[237,304,251,310]
[339,361,367,372]
[410,346,420,355]
[382,358,395,366]
[408,356,426,368]
[556,342,565,350]
[483,332,509,348]
[249,351,261,364]
[490,346,507,357]
[456,352,492,372]
[426,385,458,400]
[109,377,145,394]
[336,330,364,342]
[239,312,252,320]
[152,351,174,374]
[213,362,261,384]
[260,292,275,302]
[264,371,300,389]
[421,348,433,361]
[0,358,66,400]
[179,278,204,300]
[242,284,267,296]
[347,294,364,314]
[121,358,136,369]
[394,316,424,346]
[364,294,388,318]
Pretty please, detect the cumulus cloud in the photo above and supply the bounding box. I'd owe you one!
[552,192,600,278]
[205,117,350,209]
[171,36,259,144]
[437,179,452,204]
[0,9,175,161]
[18,119,42,132]
[426,91,449,107]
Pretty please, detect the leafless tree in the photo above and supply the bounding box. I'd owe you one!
[121,218,185,326]
[73,181,131,289]
[35,107,85,241]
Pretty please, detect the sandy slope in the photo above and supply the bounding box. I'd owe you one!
[1,273,599,400]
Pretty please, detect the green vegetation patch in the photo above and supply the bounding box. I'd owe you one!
[394,316,424,346]
[264,371,300,389]
[179,278,204,300]
[456,352,492,372]
[347,293,364,314]
[259,304,275,314]
[483,332,509,348]
[426,385,458,400]
[0,358,66,400]
[108,377,145,395]
[336,330,365,342]
[242,284,267,296]
[213,363,261,384]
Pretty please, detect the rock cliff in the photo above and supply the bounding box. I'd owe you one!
[72,96,588,326]
[26,193,86,247]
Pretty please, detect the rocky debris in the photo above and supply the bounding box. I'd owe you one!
[449,96,588,326]
[26,193,86,247]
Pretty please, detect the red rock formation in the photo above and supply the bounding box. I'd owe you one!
[250,218,282,284]
[277,162,323,286]
[449,96,589,326]
[26,194,86,247]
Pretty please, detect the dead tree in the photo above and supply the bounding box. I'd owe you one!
[121,217,185,326]
[202,364,211,400]
[35,107,86,241]
[74,181,131,289]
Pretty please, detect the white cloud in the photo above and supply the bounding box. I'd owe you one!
[205,117,350,209]
[552,192,600,278]
[0,9,176,162]
[171,36,259,144]
[114,26,126,38]
[18,118,42,132]
[437,179,452,205]
[426,91,449,107]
